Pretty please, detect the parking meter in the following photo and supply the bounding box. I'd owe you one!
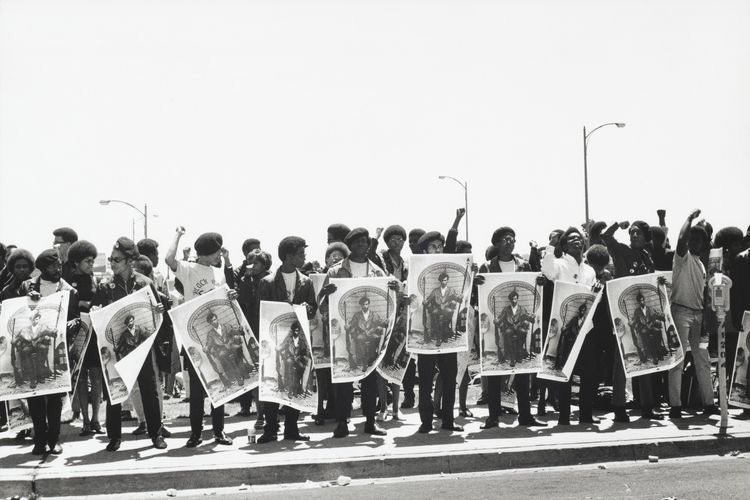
[709,272,732,432]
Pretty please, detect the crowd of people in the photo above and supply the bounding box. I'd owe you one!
[0,207,749,456]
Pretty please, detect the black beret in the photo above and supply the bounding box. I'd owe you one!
[408,228,426,240]
[35,249,60,271]
[417,231,445,252]
[194,232,223,256]
[136,238,159,256]
[629,221,652,243]
[383,225,406,243]
[67,240,98,264]
[485,245,498,261]
[114,237,139,258]
[456,240,473,253]
[241,238,261,255]
[491,227,515,246]
[53,227,78,243]
[344,227,369,246]
[325,242,350,260]
[132,255,153,276]
[327,223,351,243]
[560,227,583,245]
[6,249,35,270]
[278,236,307,261]
[714,227,744,250]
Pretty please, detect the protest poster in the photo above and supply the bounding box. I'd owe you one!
[477,273,543,376]
[538,281,603,382]
[377,288,412,385]
[456,304,481,384]
[607,274,683,378]
[68,313,93,397]
[5,399,32,433]
[169,285,259,407]
[407,254,473,355]
[309,274,331,368]
[90,286,162,405]
[729,311,750,409]
[258,301,316,412]
[329,277,397,383]
[0,291,71,401]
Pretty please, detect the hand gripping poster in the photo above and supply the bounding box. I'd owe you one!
[607,274,683,377]
[309,274,331,368]
[170,285,260,407]
[329,277,397,383]
[730,311,750,409]
[538,281,603,382]
[407,254,473,355]
[258,301,316,412]
[68,313,93,397]
[90,287,162,405]
[0,291,71,401]
[477,273,544,376]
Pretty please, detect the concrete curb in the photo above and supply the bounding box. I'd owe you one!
[10,432,750,497]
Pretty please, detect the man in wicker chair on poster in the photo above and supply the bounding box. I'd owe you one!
[423,271,461,347]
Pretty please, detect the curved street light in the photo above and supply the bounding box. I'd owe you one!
[99,199,150,238]
[438,175,468,241]
[583,122,625,224]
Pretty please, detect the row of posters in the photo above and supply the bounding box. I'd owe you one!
[1,256,748,414]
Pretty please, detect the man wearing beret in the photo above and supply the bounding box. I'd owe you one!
[319,227,393,438]
[255,236,317,444]
[165,227,236,448]
[327,224,351,245]
[53,227,79,279]
[18,249,80,455]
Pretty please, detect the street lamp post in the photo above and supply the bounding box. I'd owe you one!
[583,122,625,225]
[438,175,469,241]
[99,199,149,239]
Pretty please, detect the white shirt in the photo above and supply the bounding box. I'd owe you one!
[541,246,596,286]
[362,310,370,322]
[499,260,516,273]
[39,279,59,298]
[349,261,368,278]
[282,271,297,302]
[175,260,226,302]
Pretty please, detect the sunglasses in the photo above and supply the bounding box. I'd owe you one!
[108,256,127,264]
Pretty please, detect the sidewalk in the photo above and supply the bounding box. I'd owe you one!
[2,402,749,498]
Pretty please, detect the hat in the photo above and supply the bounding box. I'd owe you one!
[67,240,98,264]
[194,232,223,256]
[278,236,307,261]
[6,249,35,271]
[485,245,498,261]
[408,228,426,240]
[136,238,159,256]
[491,227,516,246]
[241,238,261,256]
[417,231,445,252]
[629,221,652,242]
[53,227,78,244]
[456,240,473,253]
[714,227,744,250]
[327,223,351,243]
[35,249,60,271]
[132,255,153,276]
[114,237,139,258]
[325,242,350,260]
[383,225,406,243]
[344,227,369,246]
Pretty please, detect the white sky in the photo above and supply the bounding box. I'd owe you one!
[1,0,749,269]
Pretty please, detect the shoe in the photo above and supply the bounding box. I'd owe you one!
[333,422,349,438]
[185,434,202,448]
[91,422,104,434]
[579,416,601,425]
[441,423,464,432]
[214,432,233,445]
[16,429,32,441]
[121,410,136,422]
[32,443,47,456]
[703,405,720,416]
[459,408,473,418]
[481,418,498,429]
[669,407,683,419]
[400,398,414,409]
[254,418,265,430]
[152,436,167,449]
[476,398,487,406]
[284,433,310,441]
[376,411,386,422]
[105,439,121,452]
[257,433,278,444]
[364,423,387,436]
[132,422,147,435]
[640,411,664,421]
[314,416,325,425]
[236,408,252,417]
[79,425,94,437]
[613,407,630,423]
[159,426,172,438]
[418,423,433,434]
[391,414,401,421]
[519,416,547,427]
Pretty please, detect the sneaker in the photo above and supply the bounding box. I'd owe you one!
[364,422,386,436]
[459,408,473,418]
[32,443,47,456]
[418,423,433,434]
[132,422,147,435]
[185,433,202,448]
[152,436,167,449]
[481,418,498,429]
[519,416,547,427]
[159,426,172,438]
[400,397,415,409]
[333,422,349,438]
[257,433,278,444]
[214,432,233,445]
[105,439,121,452]
[441,423,464,432]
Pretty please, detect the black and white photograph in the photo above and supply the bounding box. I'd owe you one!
[308,273,330,368]
[407,254,473,355]
[67,312,93,398]
[258,301,316,412]
[328,277,396,383]
[377,296,412,385]
[477,273,543,376]
[607,274,683,378]
[730,311,750,409]
[0,291,71,401]
[170,285,259,407]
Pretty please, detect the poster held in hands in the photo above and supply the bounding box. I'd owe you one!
[729,311,750,409]
[309,274,331,368]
